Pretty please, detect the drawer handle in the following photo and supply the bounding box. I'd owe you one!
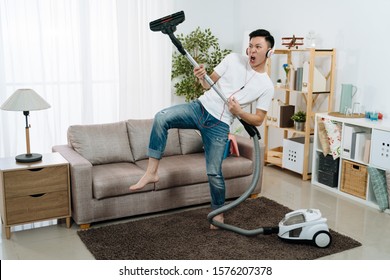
[29,168,44,172]
[30,193,46,198]
[352,165,360,170]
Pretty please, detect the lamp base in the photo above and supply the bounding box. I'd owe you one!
[15,153,42,163]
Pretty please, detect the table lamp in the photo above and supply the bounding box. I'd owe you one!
[0,89,51,162]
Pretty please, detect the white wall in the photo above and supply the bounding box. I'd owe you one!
[170,0,240,104]
[172,0,239,50]
[173,0,390,117]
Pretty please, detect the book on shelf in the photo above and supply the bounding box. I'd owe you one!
[294,67,303,91]
[278,105,295,128]
[363,139,371,164]
[351,131,370,162]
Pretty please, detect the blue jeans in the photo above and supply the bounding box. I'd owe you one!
[148,100,230,210]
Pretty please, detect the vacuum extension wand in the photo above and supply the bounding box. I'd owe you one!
[150,11,278,236]
[150,11,260,139]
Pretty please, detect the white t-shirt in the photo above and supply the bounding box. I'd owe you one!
[198,53,274,125]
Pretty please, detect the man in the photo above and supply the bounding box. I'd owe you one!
[130,29,275,229]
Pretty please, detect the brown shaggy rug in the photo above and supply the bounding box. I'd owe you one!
[77,197,361,260]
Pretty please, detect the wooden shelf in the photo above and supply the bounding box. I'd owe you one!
[265,124,314,135]
[264,48,336,180]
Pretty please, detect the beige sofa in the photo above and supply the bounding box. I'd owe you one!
[52,119,264,228]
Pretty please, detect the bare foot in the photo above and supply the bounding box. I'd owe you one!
[210,213,224,230]
[129,172,159,191]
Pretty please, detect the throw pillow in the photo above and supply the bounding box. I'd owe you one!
[323,118,342,159]
[317,119,330,156]
[68,121,134,165]
[179,129,203,154]
[229,133,240,156]
[126,119,181,161]
[367,166,389,211]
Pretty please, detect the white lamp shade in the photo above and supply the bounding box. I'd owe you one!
[0,89,51,111]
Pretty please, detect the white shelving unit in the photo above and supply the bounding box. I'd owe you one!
[312,112,390,213]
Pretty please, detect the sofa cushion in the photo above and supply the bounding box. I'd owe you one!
[92,163,154,199]
[179,129,204,154]
[222,156,253,179]
[135,154,253,190]
[126,119,181,161]
[68,121,134,165]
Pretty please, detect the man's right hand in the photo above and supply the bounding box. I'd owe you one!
[193,64,206,80]
[194,67,220,90]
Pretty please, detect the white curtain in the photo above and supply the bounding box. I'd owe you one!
[0,0,174,158]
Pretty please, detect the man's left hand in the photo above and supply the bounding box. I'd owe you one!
[228,96,242,116]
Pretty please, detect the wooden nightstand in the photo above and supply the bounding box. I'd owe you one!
[0,152,71,239]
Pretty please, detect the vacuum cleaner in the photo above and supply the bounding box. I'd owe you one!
[150,11,332,248]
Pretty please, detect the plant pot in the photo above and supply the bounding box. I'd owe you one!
[294,121,305,131]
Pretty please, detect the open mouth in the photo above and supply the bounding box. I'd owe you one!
[250,56,256,63]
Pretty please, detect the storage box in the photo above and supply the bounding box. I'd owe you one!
[282,137,313,174]
[318,169,338,188]
[370,129,390,169]
[340,160,367,199]
[318,154,339,173]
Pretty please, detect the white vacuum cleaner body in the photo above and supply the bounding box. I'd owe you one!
[278,209,331,248]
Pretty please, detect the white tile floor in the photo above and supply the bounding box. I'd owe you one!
[1,165,390,260]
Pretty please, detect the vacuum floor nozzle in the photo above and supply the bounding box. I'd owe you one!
[150,10,185,34]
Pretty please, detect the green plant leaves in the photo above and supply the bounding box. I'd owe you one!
[171,27,231,102]
[291,110,306,122]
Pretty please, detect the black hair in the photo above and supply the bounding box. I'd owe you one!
[249,29,275,49]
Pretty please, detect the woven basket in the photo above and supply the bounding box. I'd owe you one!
[340,160,368,199]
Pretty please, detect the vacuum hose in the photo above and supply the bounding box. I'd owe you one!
[207,134,278,236]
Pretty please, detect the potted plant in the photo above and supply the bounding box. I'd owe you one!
[171,27,231,102]
[291,110,306,131]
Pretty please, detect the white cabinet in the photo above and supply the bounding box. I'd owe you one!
[370,129,390,169]
[312,112,390,213]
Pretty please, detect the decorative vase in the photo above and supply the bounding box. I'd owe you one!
[283,64,291,89]
[284,76,289,88]
[294,121,305,131]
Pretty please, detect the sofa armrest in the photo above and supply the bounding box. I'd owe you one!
[235,135,265,195]
[236,135,264,161]
[52,145,93,224]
